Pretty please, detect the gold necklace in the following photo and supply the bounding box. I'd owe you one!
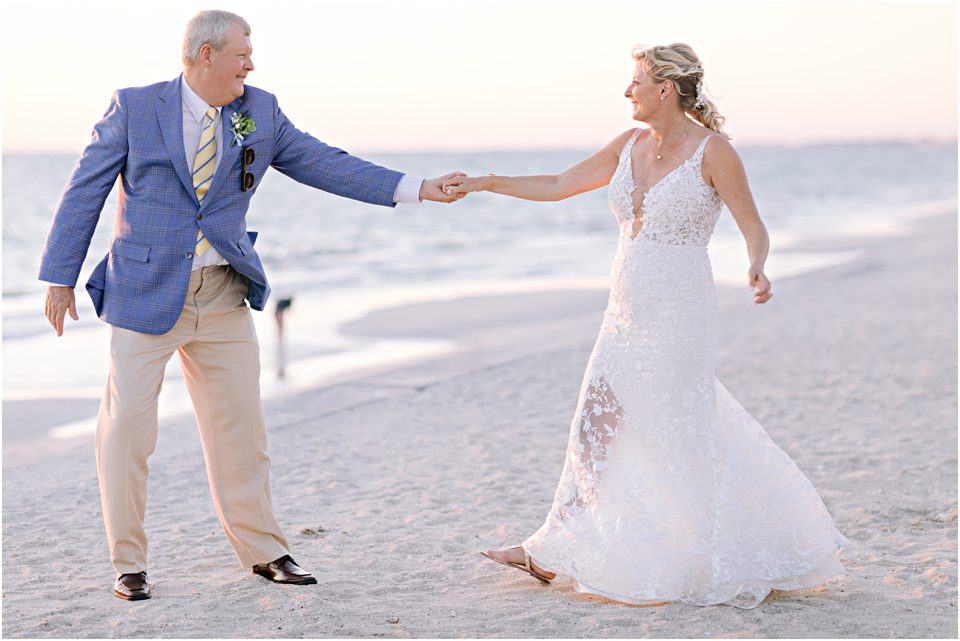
[653,125,690,161]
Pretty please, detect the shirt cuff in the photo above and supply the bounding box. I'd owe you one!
[42,280,74,288]
[394,175,425,204]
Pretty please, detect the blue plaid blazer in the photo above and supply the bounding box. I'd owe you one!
[39,76,403,335]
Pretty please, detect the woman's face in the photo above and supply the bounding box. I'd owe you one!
[624,62,664,121]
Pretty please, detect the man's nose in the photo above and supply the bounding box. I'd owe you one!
[246,57,255,71]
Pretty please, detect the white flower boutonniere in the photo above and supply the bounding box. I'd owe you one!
[230,111,256,146]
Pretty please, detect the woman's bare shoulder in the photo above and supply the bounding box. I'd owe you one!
[614,127,642,146]
[600,128,643,157]
[702,133,741,167]
[702,131,735,153]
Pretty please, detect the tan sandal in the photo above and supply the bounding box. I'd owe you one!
[480,547,553,584]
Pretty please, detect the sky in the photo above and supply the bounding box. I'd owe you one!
[2,0,957,153]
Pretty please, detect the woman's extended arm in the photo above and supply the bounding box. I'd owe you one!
[444,129,637,201]
[703,137,773,305]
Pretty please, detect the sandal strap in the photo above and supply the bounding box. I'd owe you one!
[523,549,550,581]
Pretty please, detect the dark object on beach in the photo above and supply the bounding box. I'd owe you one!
[275,297,293,317]
[275,296,293,378]
[299,526,326,538]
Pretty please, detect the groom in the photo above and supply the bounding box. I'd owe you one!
[39,10,462,601]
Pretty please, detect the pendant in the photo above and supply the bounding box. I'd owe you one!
[656,154,662,160]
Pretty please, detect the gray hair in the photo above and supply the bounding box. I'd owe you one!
[182,10,251,65]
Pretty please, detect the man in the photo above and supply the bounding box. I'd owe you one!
[39,10,463,601]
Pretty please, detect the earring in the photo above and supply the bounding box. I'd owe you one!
[660,95,665,101]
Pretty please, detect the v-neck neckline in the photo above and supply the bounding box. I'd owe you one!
[626,132,710,219]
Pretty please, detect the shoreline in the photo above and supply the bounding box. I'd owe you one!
[1,208,956,637]
[5,203,953,449]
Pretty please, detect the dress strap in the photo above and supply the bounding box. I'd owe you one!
[620,128,643,161]
[691,135,713,167]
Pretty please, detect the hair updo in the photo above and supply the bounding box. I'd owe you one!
[632,43,730,139]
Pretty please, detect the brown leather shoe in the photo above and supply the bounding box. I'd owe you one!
[252,555,317,585]
[113,571,151,600]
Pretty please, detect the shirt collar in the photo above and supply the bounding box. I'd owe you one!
[180,74,221,123]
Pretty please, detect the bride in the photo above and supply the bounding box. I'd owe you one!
[443,43,849,609]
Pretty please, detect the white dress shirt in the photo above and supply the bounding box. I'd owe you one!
[44,76,425,284]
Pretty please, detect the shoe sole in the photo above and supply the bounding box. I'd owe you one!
[113,590,151,600]
[253,570,318,585]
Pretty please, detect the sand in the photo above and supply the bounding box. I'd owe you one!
[2,211,956,638]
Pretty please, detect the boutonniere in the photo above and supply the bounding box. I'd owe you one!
[230,111,256,146]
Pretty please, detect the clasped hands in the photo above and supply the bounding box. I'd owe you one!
[418,172,490,202]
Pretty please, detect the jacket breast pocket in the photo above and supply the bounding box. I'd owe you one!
[240,140,270,191]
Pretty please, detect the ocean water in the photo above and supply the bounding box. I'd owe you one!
[2,143,956,437]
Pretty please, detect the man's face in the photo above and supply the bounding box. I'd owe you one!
[205,23,254,105]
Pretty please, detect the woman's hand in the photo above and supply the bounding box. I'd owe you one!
[419,172,468,202]
[748,267,773,305]
[442,174,495,197]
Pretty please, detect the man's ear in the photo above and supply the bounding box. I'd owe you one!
[199,43,213,67]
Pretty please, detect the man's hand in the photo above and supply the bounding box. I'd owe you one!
[419,172,468,203]
[45,285,79,336]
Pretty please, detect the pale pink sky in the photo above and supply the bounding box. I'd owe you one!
[2,0,957,153]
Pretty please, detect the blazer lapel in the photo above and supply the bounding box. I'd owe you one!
[156,77,199,205]
[201,95,245,208]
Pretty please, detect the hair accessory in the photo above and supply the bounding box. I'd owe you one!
[694,81,706,110]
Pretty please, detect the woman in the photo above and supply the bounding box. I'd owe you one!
[443,43,849,609]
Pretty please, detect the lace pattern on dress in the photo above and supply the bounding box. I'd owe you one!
[520,126,849,609]
[608,129,724,247]
[555,376,623,520]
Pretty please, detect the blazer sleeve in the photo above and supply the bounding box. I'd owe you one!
[269,95,403,208]
[38,90,128,287]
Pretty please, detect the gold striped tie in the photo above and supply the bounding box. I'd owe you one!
[193,106,218,256]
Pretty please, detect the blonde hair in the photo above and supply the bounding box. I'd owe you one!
[632,43,730,139]
[182,10,251,65]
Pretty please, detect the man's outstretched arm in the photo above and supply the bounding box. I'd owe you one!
[270,96,464,205]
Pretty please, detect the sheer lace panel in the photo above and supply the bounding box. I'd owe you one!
[557,376,623,519]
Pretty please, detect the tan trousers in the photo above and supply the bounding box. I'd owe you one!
[95,265,289,575]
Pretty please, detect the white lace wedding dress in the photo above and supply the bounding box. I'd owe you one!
[522,129,849,609]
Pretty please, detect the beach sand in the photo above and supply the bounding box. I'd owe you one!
[2,211,956,638]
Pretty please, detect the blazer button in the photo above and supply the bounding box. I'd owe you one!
[197,214,203,220]
[185,252,194,259]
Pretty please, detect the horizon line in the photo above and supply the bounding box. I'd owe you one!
[3,136,958,157]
